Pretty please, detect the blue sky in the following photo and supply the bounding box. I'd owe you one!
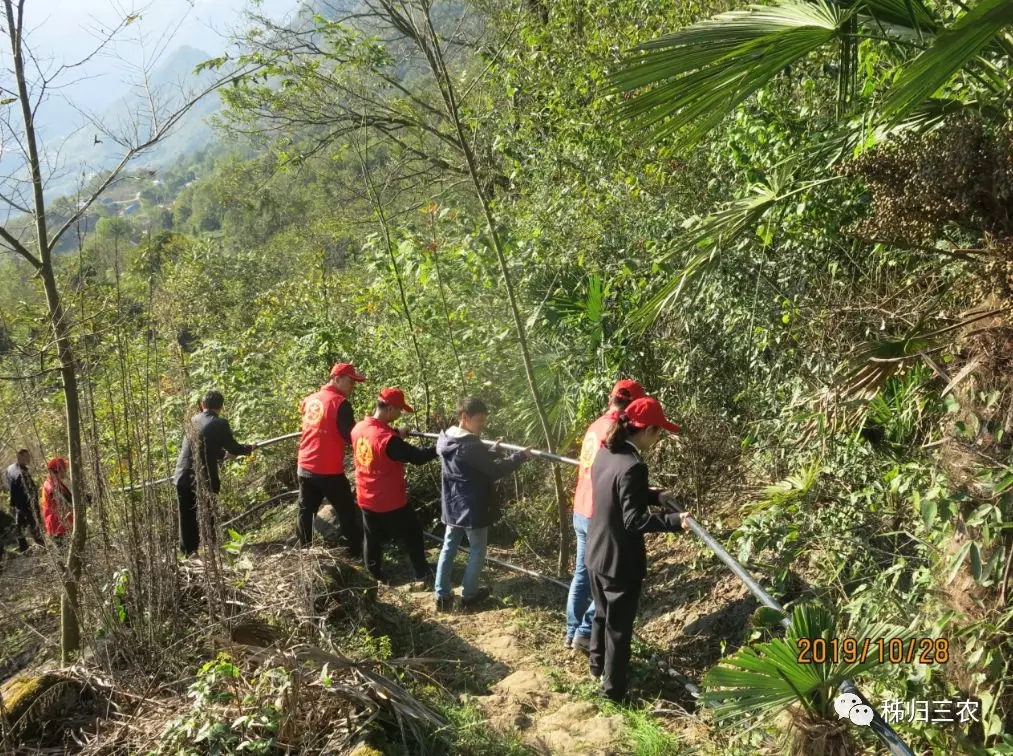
[25,0,293,111]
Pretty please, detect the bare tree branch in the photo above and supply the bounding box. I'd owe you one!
[0,223,39,268]
[48,71,245,253]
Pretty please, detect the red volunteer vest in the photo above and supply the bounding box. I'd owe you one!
[351,417,407,513]
[572,411,619,518]
[297,384,348,475]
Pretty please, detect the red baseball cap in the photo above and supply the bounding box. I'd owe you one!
[378,387,414,413]
[624,397,680,434]
[610,379,646,402]
[330,362,366,381]
[47,457,68,473]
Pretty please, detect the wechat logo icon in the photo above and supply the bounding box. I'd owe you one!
[835,692,875,726]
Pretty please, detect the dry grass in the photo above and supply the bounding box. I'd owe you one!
[2,539,451,756]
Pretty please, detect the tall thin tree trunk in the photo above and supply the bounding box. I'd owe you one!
[428,212,468,394]
[414,3,571,573]
[5,0,87,660]
[356,140,433,422]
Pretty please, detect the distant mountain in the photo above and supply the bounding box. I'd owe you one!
[38,45,223,202]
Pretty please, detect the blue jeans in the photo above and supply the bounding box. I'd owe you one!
[566,513,595,640]
[435,525,489,601]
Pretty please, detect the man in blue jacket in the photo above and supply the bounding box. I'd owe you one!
[434,397,531,611]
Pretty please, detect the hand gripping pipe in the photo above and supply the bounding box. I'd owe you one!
[410,429,914,756]
[407,430,577,465]
[109,431,302,494]
[104,426,911,753]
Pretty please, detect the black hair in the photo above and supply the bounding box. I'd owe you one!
[604,414,656,452]
[610,393,634,411]
[457,396,489,417]
[16,448,29,457]
[376,400,393,411]
[202,390,225,411]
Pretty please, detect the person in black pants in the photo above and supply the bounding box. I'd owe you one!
[351,388,438,582]
[7,449,43,552]
[172,390,257,556]
[585,397,691,702]
[296,363,365,553]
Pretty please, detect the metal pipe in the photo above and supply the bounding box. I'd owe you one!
[222,489,299,529]
[421,531,570,589]
[103,423,913,754]
[408,430,578,466]
[653,497,913,755]
[109,431,302,494]
[411,429,912,754]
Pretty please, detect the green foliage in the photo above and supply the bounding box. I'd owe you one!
[4,0,1013,751]
[152,654,286,755]
[701,603,912,723]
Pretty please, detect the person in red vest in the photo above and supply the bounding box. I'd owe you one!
[41,457,73,541]
[351,387,438,583]
[297,362,366,553]
[566,379,647,653]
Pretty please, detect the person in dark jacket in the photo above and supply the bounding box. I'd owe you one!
[585,397,691,702]
[567,379,646,653]
[433,397,532,611]
[7,449,43,552]
[172,390,257,556]
[351,388,438,583]
[296,362,365,552]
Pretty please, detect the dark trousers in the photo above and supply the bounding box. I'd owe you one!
[177,479,200,556]
[588,570,644,700]
[362,506,429,579]
[298,473,362,554]
[13,505,44,552]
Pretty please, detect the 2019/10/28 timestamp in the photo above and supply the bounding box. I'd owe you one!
[797,638,949,665]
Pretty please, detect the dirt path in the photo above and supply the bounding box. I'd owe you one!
[366,527,738,755]
[1,500,756,755]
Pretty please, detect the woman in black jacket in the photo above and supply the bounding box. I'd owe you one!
[585,397,691,702]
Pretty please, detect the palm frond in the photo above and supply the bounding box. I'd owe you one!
[701,604,914,722]
[856,0,939,37]
[627,170,834,333]
[881,0,1013,121]
[612,0,849,146]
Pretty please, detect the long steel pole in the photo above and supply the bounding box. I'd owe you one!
[109,431,302,494]
[106,425,912,754]
[407,430,577,465]
[410,429,913,755]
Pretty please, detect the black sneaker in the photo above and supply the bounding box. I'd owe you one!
[572,635,591,655]
[460,586,491,608]
[435,595,454,612]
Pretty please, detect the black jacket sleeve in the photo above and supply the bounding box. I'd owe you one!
[460,441,527,480]
[386,435,438,465]
[620,463,683,534]
[9,474,28,513]
[337,401,355,445]
[214,418,254,457]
